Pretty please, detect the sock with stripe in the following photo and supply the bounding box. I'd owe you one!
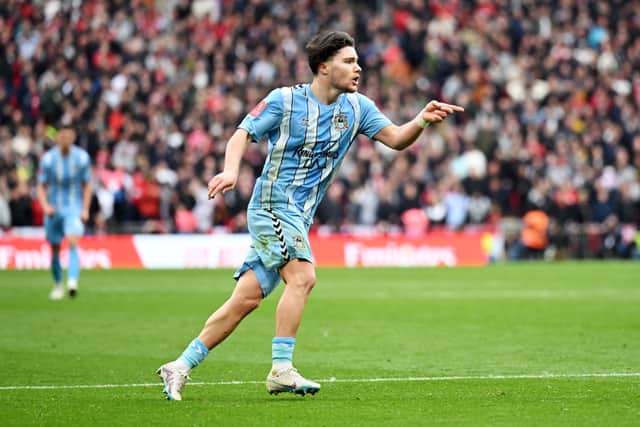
[178,338,209,369]
[68,245,80,281]
[272,337,295,370]
[51,250,62,285]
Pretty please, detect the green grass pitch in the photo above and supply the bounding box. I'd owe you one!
[1,262,639,426]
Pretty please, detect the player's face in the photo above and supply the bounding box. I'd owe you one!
[56,128,76,153]
[325,47,361,93]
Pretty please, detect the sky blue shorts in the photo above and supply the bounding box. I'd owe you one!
[44,212,84,245]
[234,207,313,298]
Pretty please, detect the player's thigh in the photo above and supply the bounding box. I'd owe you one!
[231,269,263,302]
[44,214,65,244]
[63,214,85,245]
[234,247,282,298]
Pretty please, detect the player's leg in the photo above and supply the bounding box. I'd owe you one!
[266,259,320,395]
[258,207,320,396]
[275,259,316,338]
[65,234,81,296]
[157,269,264,401]
[235,207,318,388]
[45,214,64,300]
[49,244,64,300]
[63,215,85,297]
[196,269,263,348]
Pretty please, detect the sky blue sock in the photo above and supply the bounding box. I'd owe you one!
[272,337,295,364]
[178,338,209,369]
[68,246,80,281]
[51,251,62,284]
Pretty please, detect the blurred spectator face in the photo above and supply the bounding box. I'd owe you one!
[596,186,609,203]
[14,181,30,197]
[603,214,619,232]
[615,149,629,168]
[323,47,361,93]
[328,181,344,201]
[56,128,76,154]
[403,181,418,199]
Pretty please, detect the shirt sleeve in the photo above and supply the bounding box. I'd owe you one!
[357,93,392,139]
[37,154,49,184]
[238,88,284,142]
[80,151,91,183]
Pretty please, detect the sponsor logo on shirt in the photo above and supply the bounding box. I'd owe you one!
[249,100,267,117]
[295,145,339,168]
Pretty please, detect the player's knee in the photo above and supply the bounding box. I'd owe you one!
[305,272,317,293]
[66,236,80,246]
[237,294,261,314]
[292,271,316,295]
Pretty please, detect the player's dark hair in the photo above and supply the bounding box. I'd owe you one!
[58,122,76,132]
[305,31,355,75]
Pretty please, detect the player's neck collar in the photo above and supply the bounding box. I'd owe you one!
[57,146,73,157]
[306,83,341,107]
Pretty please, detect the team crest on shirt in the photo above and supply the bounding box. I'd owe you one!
[333,113,348,130]
[291,234,306,250]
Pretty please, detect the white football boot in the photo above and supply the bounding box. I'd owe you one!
[266,367,320,396]
[157,361,190,401]
[49,286,64,300]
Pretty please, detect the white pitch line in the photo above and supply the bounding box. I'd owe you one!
[0,372,638,391]
[344,289,640,300]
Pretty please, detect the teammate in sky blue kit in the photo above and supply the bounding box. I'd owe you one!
[158,31,463,400]
[36,124,92,300]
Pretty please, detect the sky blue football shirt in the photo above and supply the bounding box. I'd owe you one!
[238,84,391,224]
[38,145,91,216]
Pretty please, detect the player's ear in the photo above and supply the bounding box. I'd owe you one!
[319,61,329,76]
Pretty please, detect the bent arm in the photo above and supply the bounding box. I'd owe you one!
[374,121,425,151]
[207,129,253,199]
[223,128,253,175]
[82,181,92,216]
[373,101,464,151]
[36,182,52,214]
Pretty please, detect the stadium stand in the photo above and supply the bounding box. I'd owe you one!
[0,0,638,259]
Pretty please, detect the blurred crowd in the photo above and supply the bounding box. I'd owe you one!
[0,0,639,259]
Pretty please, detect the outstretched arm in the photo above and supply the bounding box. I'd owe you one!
[374,101,464,151]
[207,129,253,199]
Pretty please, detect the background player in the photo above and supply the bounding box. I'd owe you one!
[157,31,463,400]
[36,123,92,300]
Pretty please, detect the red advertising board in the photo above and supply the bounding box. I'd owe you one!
[0,236,142,269]
[0,232,489,269]
[311,233,488,267]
